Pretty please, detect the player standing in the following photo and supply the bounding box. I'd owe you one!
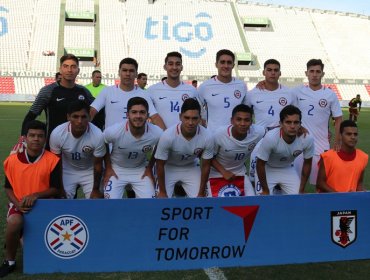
[136,73,148,90]
[90,58,165,129]
[103,97,162,199]
[155,98,214,198]
[209,104,264,197]
[256,105,314,195]
[85,70,106,98]
[49,101,106,199]
[198,49,248,132]
[348,94,362,122]
[294,59,342,185]
[246,59,296,192]
[20,54,94,147]
[148,52,198,129]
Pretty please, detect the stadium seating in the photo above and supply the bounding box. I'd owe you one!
[99,0,128,74]
[365,85,370,97]
[0,1,35,71]
[237,2,336,79]
[0,77,15,94]
[65,0,94,13]
[337,84,369,101]
[311,12,370,79]
[323,84,342,100]
[0,0,369,103]
[123,0,244,77]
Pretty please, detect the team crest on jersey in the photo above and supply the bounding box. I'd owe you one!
[193,148,203,156]
[293,150,302,157]
[82,145,93,154]
[142,145,153,153]
[181,94,190,101]
[78,95,85,101]
[331,210,357,248]
[248,143,256,151]
[279,97,288,106]
[234,90,241,99]
[319,99,328,108]
[219,184,241,197]
[45,215,89,259]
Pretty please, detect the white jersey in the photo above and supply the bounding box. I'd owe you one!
[198,76,248,131]
[257,128,314,168]
[246,85,295,128]
[155,123,214,167]
[104,120,162,169]
[210,124,265,178]
[91,85,157,128]
[49,122,106,173]
[148,80,199,128]
[294,85,342,154]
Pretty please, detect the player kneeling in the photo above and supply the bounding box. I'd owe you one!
[1,120,63,277]
[49,101,106,199]
[209,104,264,197]
[103,97,162,199]
[155,98,214,198]
[256,105,314,195]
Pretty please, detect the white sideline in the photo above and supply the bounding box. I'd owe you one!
[204,267,228,280]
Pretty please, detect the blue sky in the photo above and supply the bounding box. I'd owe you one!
[254,0,370,16]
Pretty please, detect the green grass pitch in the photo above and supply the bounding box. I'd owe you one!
[0,103,369,279]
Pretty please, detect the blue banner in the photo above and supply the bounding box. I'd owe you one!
[24,193,370,274]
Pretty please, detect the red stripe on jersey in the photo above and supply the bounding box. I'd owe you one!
[280,128,283,138]
[125,121,129,131]
[176,124,181,135]
[68,122,71,132]
[227,125,232,137]
[197,125,200,135]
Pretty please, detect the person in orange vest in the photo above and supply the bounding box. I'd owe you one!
[316,120,368,192]
[1,120,63,277]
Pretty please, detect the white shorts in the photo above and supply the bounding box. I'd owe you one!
[63,171,93,199]
[104,167,155,199]
[294,154,320,185]
[255,164,300,195]
[162,165,201,198]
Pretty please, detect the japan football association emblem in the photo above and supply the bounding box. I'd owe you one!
[45,215,89,259]
[331,210,357,248]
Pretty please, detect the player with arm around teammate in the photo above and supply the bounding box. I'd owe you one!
[155,98,214,198]
[148,51,199,130]
[256,105,314,195]
[246,59,296,190]
[294,59,342,186]
[209,104,264,197]
[20,54,94,148]
[103,97,162,199]
[90,58,165,130]
[198,49,248,131]
[316,120,368,193]
[49,100,106,199]
[1,120,63,277]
